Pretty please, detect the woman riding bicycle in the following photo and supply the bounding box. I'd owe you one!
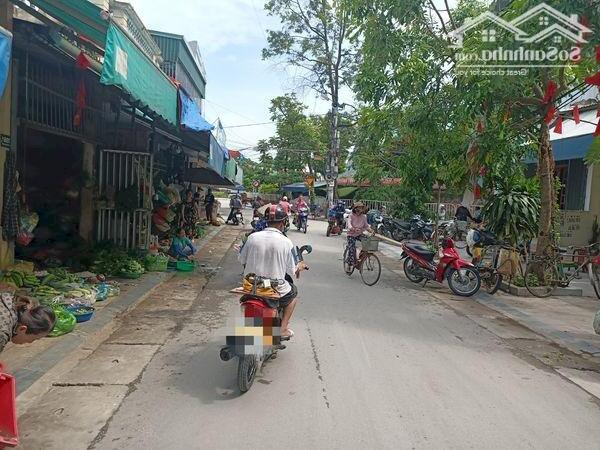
[346,202,372,267]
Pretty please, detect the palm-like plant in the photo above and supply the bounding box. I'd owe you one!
[482,182,540,245]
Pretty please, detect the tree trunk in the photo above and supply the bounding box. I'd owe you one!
[535,121,555,257]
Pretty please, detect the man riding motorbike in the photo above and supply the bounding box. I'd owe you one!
[226,194,244,224]
[238,204,306,338]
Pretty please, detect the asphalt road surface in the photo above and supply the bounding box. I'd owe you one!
[93,219,600,450]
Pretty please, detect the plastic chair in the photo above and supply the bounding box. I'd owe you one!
[0,364,18,448]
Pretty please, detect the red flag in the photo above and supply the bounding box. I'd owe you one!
[544,105,556,124]
[596,46,600,63]
[75,51,90,70]
[553,116,563,134]
[573,105,581,124]
[594,119,600,138]
[585,71,600,87]
[542,80,558,103]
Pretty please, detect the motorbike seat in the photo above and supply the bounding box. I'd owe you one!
[405,243,436,261]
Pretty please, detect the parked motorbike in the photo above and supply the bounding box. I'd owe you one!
[296,207,309,233]
[220,245,312,393]
[401,237,481,297]
[409,215,433,241]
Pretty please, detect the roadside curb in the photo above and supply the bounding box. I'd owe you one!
[473,292,600,357]
[13,224,230,411]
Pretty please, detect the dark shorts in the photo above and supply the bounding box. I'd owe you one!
[279,282,298,308]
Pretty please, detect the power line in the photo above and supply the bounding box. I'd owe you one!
[223,122,274,129]
[204,98,263,124]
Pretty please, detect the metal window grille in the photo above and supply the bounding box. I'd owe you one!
[97,149,154,249]
[18,51,104,142]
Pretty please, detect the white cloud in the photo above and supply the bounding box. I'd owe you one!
[125,0,276,55]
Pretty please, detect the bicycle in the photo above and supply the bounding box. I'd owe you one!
[473,243,527,295]
[343,236,382,286]
[524,243,600,298]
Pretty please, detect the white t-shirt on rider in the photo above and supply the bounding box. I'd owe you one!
[239,227,297,296]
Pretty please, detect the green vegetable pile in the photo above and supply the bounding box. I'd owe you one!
[122,260,145,274]
[92,247,146,276]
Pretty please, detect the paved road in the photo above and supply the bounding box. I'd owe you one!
[93,219,600,450]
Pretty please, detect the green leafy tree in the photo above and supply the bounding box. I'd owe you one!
[263,0,358,204]
[346,0,600,247]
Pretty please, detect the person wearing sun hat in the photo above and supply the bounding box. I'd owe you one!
[345,201,372,267]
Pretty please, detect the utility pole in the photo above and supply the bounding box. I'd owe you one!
[327,103,340,208]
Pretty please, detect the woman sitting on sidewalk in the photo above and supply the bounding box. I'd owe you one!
[169,228,197,261]
[1,294,56,353]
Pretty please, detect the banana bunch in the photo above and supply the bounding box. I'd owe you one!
[22,273,40,288]
[0,271,39,288]
[33,285,61,298]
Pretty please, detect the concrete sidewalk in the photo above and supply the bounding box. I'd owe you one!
[475,292,600,357]
[13,224,244,450]
[0,223,236,398]
[379,241,600,357]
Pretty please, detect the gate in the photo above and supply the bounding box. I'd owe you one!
[97,149,154,249]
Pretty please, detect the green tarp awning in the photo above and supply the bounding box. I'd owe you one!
[224,158,237,182]
[100,23,177,125]
[28,0,108,46]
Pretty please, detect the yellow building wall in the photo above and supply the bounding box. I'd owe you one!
[559,164,600,246]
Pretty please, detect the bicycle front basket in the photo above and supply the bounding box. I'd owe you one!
[360,237,380,252]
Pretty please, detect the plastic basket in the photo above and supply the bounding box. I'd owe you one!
[0,365,18,448]
[168,260,196,272]
[66,306,95,323]
[360,237,380,252]
[176,261,196,272]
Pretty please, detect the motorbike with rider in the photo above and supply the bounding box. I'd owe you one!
[292,195,309,233]
[222,204,310,392]
[226,194,244,225]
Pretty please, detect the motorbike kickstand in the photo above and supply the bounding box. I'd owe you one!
[422,280,429,288]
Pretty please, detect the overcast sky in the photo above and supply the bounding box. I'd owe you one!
[126,0,332,155]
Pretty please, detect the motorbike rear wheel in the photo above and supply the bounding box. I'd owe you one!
[447,267,481,297]
[238,355,258,393]
[481,268,502,295]
[403,257,424,283]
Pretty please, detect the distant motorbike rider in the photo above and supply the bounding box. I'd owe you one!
[292,195,308,224]
[226,194,244,224]
[239,204,306,338]
[334,201,346,228]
